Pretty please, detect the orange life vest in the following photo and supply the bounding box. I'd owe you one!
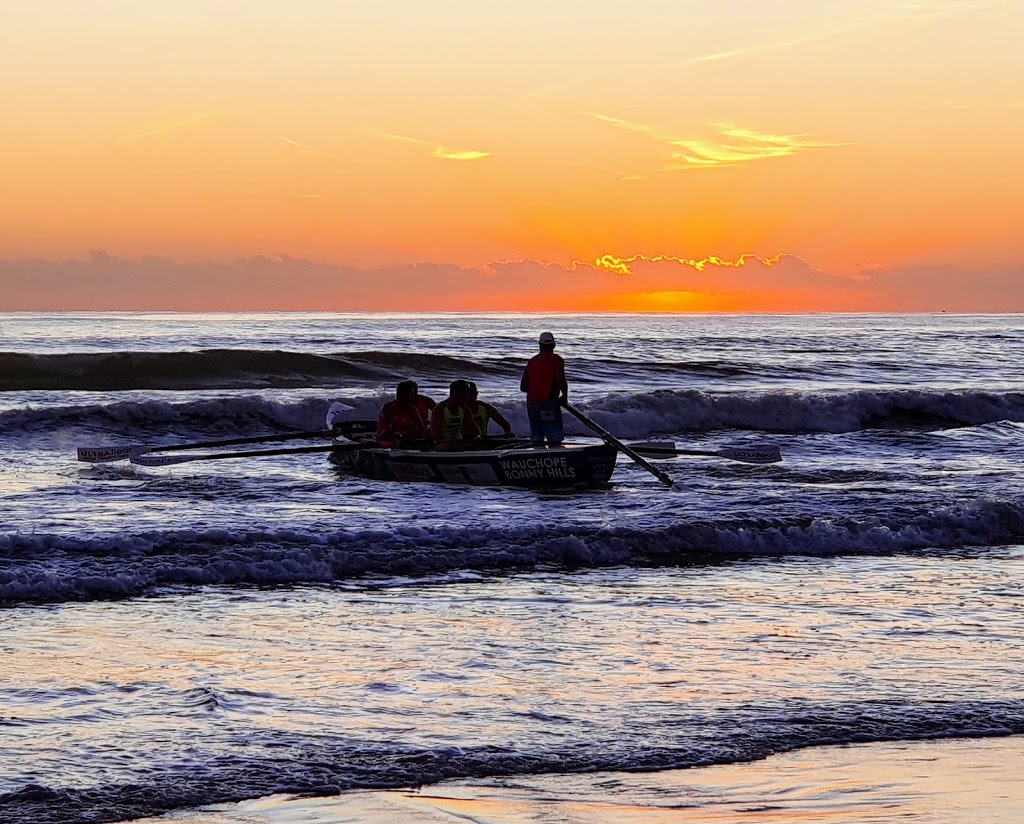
[377,400,427,445]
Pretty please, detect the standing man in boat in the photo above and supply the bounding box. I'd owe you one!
[377,380,435,447]
[430,379,483,450]
[466,381,514,439]
[520,331,568,447]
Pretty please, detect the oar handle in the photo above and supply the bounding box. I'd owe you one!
[562,402,675,488]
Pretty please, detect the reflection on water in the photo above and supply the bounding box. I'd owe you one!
[4,555,1023,795]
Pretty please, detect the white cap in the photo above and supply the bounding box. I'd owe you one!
[538,331,556,345]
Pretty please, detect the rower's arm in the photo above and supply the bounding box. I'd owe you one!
[462,404,482,440]
[377,408,391,439]
[486,403,512,432]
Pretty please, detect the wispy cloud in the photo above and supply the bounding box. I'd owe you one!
[116,114,214,144]
[433,147,490,161]
[672,123,844,167]
[369,128,490,161]
[280,136,306,149]
[927,99,1024,110]
[591,113,675,142]
[592,114,843,169]
[590,253,785,276]
[687,35,825,66]
[687,0,1008,65]
[854,0,1006,24]
[370,129,425,146]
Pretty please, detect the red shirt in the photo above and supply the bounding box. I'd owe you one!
[521,351,567,402]
[414,394,436,421]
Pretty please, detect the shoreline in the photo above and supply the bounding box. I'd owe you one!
[139,735,1024,823]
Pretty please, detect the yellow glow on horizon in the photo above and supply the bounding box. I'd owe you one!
[592,254,786,276]
[612,290,713,311]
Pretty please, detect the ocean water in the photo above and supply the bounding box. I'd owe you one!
[1,312,1023,824]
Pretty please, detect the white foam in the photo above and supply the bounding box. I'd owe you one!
[4,388,1024,445]
[3,497,1022,606]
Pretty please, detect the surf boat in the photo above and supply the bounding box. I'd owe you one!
[74,409,779,488]
[330,441,618,489]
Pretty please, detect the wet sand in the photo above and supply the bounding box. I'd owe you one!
[143,735,1023,823]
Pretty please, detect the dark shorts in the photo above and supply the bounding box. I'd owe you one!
[526,400,564,446]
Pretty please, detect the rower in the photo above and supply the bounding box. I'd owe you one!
[377,380,434,448]
[466,381,514,439]
[430,380,482,450]
[407,380,436,428]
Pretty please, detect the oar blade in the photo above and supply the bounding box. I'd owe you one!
[717,446,783,464]
[630,442,783,464]
[76,446,140,463]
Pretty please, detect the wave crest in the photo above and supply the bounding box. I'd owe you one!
[5,388,1022,441]
[2,699,1022,823]
[3,498,1022,606]
[0,349,510,391]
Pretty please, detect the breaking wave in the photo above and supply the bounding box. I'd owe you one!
[3,497,1023,606]
[3,388,1024,440]
[0,349,851,393]
[0,349,512,391]
[584,388,1024,434]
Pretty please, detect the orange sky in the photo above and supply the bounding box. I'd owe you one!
[3,1,1023,311]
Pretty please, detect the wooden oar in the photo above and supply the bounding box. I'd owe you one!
[631,443,783,464]
[75,418,383,464]
[129,442,363,467]
[562,402,675,488]
[77,428,337,464]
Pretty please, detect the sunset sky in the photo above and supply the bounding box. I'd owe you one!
[3,0,1023,311]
